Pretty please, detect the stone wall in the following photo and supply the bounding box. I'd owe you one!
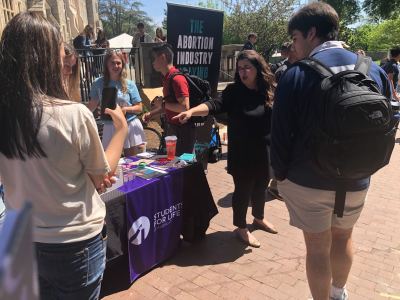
[219,44,242,82]
[0,0,100,44]
[0,0,26,37]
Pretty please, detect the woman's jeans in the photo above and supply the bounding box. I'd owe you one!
[35,231,107,300]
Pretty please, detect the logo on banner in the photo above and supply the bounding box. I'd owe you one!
[154,202,183,231]
[128,216,150,245]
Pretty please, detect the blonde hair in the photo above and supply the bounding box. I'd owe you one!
[103,49,128,93]
[63,43,81,101]
[82,25,94,38]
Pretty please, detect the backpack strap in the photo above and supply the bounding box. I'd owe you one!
[295,57,334,78]
[334,188,346,218]
[183,74,205,97]
[354,54,372,75]
[165,72,183,102]
[166,71,205,101]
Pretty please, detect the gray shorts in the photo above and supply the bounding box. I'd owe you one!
[278,179,368,233]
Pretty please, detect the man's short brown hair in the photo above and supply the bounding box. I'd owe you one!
[288,2,339,41]
[152,43,174,64]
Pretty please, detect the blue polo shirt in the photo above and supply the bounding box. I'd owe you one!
[271,42,392,191]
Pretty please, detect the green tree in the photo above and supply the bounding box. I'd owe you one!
[99,0,154,38]
[198,0,221,9]
[366,18,400,50]
[363,0,400,21]
[222,0,295,59]
[347,24,375,51]
[347,18,400,52]
[322,0,360,26]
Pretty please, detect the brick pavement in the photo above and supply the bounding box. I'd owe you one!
[103,134,400,300]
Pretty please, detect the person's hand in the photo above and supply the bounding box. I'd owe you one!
[151,96,163,108]
[142,112,152,123]
[172,110,192,124]
[104,105,128,131]
[96,174,117,194]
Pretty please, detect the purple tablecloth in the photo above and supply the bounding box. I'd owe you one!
[103,162,218,283]
[123,167,184,282]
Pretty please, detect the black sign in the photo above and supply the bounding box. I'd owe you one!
[167,3,224,96]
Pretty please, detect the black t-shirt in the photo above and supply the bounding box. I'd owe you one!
[205,82,271,176]
[242,41,255,51]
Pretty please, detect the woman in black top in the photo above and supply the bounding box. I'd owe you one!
[173,50,277,247]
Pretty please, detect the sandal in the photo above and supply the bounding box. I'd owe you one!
[234,228,261,248]
[252,220,278,234]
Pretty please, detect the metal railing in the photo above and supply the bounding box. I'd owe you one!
[76,47,141,102]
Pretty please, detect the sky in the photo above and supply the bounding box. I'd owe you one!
[142,0,200,26]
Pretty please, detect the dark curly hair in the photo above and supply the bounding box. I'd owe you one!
[234,50,276,107]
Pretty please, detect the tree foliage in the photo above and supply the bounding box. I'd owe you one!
[221,0,296,59]
[99,0,154,38]
[364,18,400,50]
[322,0,360,26]
[346,17,400,51]
[363,0,400,21]
[197,0,222,9]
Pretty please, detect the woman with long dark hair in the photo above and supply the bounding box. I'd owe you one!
[0,12,127,299]
[88,49,146,156]
[174,50,277,247]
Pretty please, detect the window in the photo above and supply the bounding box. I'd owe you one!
[2,0,16,23]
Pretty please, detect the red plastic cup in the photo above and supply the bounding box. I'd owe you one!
[165,136,177,160]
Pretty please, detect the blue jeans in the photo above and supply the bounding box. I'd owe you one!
[35,231,107,300]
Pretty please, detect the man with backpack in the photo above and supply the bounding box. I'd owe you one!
[381,46,400,100]
[143,43,196,155]
[271,3,395,300]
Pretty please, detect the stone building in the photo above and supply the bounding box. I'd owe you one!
[0,0,100,43]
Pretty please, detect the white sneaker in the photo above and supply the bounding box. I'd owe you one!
[308,287,348,300]
[330,287,348,300]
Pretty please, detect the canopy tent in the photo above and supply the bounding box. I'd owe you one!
[108,33,133,49]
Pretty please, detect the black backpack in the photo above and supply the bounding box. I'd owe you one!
[73,35,81,49]
[296,55,397,217]
[270,59,286,74]
[168,72,211,126]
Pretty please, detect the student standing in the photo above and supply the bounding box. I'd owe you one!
[174,50,278,247]
[0,12,127,299]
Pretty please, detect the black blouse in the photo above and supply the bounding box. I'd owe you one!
[205,82,272,176]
